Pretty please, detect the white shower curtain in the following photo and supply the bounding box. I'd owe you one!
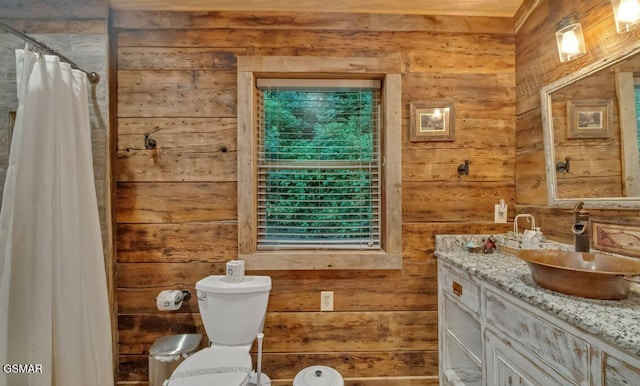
[0,48,113,386]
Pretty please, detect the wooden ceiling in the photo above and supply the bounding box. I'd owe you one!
[108,0,525,17]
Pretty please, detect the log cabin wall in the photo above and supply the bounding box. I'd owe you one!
[515,0,640,243]
[113,11,516,385]
[552,67,622,199]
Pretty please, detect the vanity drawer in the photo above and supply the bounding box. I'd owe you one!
[439,263,480,314]
[485,289,590,384]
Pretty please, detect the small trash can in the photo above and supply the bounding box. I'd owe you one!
[148,333,202,386]
[293,365,344,386]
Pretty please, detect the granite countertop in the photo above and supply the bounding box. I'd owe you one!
[435,234,640,358]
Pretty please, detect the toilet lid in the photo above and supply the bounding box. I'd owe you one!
[166,347,252,386]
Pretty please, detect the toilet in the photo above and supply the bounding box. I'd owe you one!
[164,275,272,386]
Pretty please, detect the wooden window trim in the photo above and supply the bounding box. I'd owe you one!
[237,56,402,270]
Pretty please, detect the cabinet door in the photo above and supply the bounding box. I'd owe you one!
[485,289,589,383]
[485,330,570,386]
[604,353,640,386]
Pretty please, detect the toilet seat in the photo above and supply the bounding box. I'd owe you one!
[166,347,252,386]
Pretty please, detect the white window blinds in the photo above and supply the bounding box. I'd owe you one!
[257,79,381,250]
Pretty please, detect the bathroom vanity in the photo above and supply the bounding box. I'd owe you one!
[435,235,640,386]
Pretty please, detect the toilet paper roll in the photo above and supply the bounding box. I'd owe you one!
[156,290,183,311]
[226,260,245,283]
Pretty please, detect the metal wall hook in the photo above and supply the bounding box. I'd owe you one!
[144,133,157,149]
[556,157,570,173]
[457,160,469,176]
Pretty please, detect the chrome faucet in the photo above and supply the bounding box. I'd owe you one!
[572,201,590,252]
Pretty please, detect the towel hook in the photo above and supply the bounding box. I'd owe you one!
[556,157,570,173]
[457,160,469,176]
[144,133,157,149]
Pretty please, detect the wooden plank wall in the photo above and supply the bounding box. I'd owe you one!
[515,0,640,243]
[551,67,622,199]
[112,11,516,384]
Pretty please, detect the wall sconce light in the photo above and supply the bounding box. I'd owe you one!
[611,0,640,32]
[555,13,587,62]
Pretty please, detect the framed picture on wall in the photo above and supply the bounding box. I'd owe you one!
[410,102,455,142]
[566,99,612,139]
[592,221,640,258]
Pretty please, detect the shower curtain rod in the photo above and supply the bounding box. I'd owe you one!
[0,18,100,84]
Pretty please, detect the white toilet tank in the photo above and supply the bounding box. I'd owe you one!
[196,275,271,348]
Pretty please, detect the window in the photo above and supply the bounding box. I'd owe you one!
[257,79,381,250]
[635,78,640,170]
[237,57,402,270]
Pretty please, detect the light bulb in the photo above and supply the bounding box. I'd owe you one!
[561,30,580,54]
[618,0,640,23]
[433,108,441,119]
[555,14,586,61]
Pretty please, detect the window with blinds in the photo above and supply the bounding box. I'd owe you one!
[635,78,640,170]
[257,79,381,250]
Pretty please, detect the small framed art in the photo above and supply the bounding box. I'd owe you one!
[566,99,612,139]
[410,102,455,142]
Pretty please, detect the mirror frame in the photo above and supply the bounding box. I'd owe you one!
[541,40,640,209]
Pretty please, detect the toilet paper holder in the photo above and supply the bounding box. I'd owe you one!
[177,290,191,304]
[156,289,192,311]
[160,290,192,305]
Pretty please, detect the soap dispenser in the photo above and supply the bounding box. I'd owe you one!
[530,227,543,249]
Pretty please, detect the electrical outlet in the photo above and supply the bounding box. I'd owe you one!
[320,291,333,311]
[494,204,508,223]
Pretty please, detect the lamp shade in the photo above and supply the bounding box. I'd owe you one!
[611,0,640,32]
[555,15,587,62]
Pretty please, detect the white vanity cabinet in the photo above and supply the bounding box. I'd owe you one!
[438,260,640,386]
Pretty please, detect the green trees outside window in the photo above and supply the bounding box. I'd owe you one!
[633,83,640,167]
[258,89,381,248]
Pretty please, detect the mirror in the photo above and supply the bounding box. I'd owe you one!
[541,41,640,208]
